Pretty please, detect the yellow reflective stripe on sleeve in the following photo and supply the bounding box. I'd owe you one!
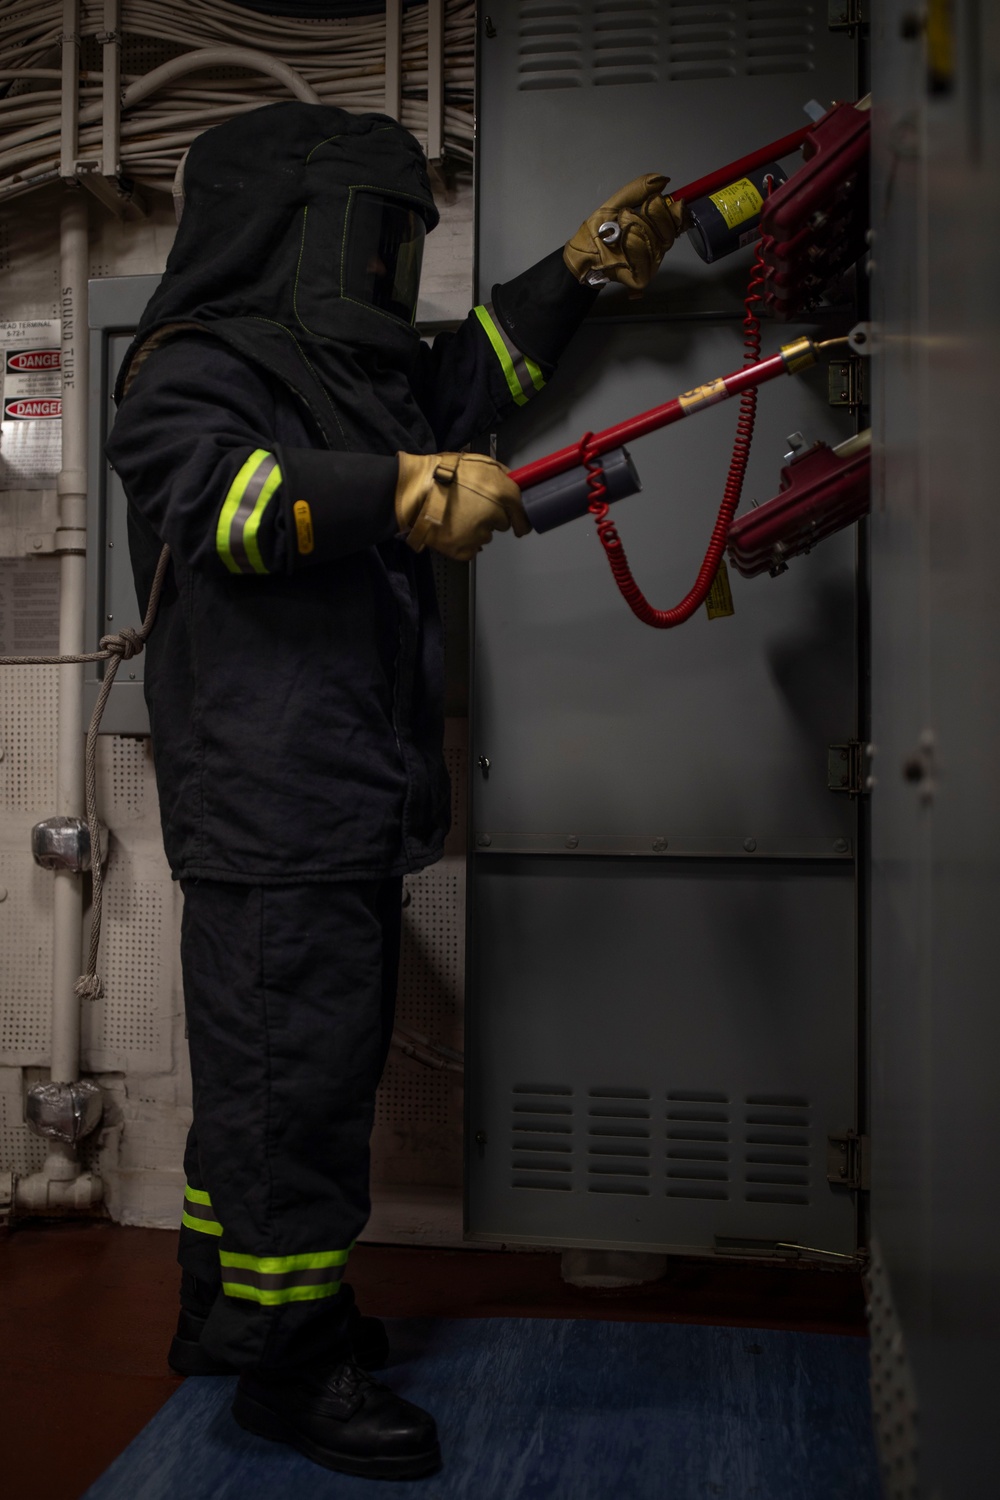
[216,449,281,575]
[184,1185,213,1207]
[474,305,530,407]
[242,460,283,575]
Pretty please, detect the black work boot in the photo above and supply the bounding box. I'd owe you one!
[232,1357,442,1479]
[168,1301,390,1377]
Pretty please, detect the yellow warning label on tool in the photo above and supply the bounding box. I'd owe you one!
[293,499,315,554]
[709,177,764,230]
[677,377,727,415]
[705,558,735,621]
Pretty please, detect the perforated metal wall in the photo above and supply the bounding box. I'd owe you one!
[0,660,56,814]
[0,659,57,1073]
[0,1068,46,1178]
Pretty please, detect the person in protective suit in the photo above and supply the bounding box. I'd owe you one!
[107,101,684,1480]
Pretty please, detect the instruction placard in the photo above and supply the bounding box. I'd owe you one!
[1,320,62,490]
[0,556,61,655]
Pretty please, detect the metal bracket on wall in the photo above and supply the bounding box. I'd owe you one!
[827,1130,870,1190]
[828,355,866,408]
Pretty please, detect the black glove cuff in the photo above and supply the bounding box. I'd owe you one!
[491,248,599,371]
[275,447,399,568]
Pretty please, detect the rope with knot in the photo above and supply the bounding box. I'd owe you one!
[0,543,172,1001]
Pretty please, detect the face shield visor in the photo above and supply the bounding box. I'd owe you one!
[343,192,428,325]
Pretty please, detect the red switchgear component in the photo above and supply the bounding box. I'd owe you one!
[759,100,871,320]
[726,431,871,579]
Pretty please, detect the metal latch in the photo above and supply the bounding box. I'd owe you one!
[828,356,865,408]
[827,1130,870,1190]
[828,741,871,796]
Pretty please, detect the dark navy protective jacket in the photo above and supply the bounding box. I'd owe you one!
[106,104,595,883]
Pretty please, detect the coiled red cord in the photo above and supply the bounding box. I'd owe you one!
[586,202,771,628]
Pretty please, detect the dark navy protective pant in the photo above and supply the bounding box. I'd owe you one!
[177,877,402,1372]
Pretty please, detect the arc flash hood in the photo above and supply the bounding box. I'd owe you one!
[116,102,441,455]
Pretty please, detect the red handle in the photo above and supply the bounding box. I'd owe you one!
[668,125,813,205]
[508,348,793,491]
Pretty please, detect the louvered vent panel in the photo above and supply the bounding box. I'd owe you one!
[593,0,659,87]
[745,0,816,75]
[510,1084,574,1189]
[665,1090,730,1200]
[517,1,585,90]
[518,1,814,89]
[666,0,737,80]
[587,1087,651,1196]
[743,1093,811,1204]
[668,0,814,77]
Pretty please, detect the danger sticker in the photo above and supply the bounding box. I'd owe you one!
[5,348,60,374]
[4,397,62,420]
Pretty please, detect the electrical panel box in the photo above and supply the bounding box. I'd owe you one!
[469,1,861,1257]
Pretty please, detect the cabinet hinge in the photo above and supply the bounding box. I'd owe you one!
[828,740,871,796]
[827,1131,870,1190]
[828,355,866,408]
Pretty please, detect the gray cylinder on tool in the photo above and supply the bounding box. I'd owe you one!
[686,161,788,263]
[521,446,641,534]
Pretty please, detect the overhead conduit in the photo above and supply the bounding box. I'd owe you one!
[0,0,474,201]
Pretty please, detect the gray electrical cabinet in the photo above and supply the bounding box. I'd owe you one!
[468,2,861,1255]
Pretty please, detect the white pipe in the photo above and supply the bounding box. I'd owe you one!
[16,1169,103,1211]
[44,192,91,1204]
[120,48,321,111]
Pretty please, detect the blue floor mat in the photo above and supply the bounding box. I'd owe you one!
[83,1317,879,1500]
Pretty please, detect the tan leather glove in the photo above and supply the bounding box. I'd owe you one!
[395,451,530,561]
[563,174,687,292]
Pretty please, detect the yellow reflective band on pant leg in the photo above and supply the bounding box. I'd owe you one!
[182,1183,223,1237]
[218,1249,351,1273]
[474,305,529,407]
[182,1210,224,1237]
[221,1280,343,1305]
[218,1246,352,1303]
